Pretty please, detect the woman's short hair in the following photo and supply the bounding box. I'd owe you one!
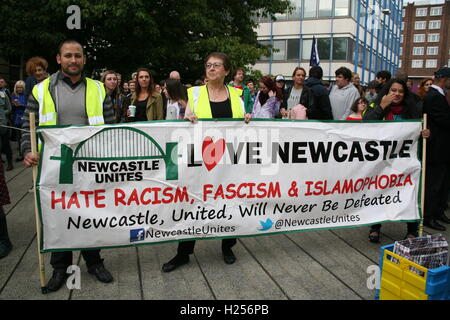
[13,80,26,96]
[205,52,231,72]
[25,57,48,76]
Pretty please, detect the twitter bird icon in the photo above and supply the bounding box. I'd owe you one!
[258,218,273,231]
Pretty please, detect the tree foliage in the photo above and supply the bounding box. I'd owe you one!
[0,0,291,82]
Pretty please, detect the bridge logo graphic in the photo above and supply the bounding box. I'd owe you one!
[50,127,179,184]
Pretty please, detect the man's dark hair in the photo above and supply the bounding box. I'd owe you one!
[376,70,391,81]
[58,39,84,55]
[335,67,352,81]
[309,66,323,80]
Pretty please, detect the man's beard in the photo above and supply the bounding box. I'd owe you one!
[63,64,82,76]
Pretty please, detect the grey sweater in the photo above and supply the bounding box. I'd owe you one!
[21,71,115,155]
[329,83,360,120]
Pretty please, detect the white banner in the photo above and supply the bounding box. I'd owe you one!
[36,120,422,251]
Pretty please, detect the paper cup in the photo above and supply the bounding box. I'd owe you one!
[128,105,136,117]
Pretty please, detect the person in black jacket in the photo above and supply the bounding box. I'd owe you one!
[363,78,429,242]
[423,67,450,231]
[280,67,314,118]
[304,66,333,120]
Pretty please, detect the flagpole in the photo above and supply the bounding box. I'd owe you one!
[419,114,427,237]
[30,112,48,294]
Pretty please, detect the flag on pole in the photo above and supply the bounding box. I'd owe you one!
[310,36,320,66]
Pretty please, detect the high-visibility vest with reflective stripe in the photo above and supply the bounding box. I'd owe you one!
[32,77,106,126]
[187,85,245,118]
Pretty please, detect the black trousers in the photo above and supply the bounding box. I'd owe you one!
[177,238,237,256]
[0,206,9,241]
[0,134,12,161]
[424,163,450,221]
[50,250,102,270]
[371,222,418,234]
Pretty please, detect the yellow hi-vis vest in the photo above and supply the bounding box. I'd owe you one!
[32,77,106,126]
[187,85,245,118]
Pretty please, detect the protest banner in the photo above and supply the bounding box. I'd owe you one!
[35,119,423,252]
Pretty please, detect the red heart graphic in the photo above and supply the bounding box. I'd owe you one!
[202,137,226,171]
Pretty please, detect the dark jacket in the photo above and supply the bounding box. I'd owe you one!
[280,85,315,119]
[363,94,422,121]
[304,77,333,120]
[423,87,450,164]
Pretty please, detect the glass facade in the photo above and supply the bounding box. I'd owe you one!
[259,37,352,62]
[256,0,402,83]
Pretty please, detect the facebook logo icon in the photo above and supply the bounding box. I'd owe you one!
[130,229,145,242]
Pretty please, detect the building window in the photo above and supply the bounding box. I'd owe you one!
[402,9,405,17]
[399,47,403,56]
[289,0,302,19]
[400,34,403,43]
[416,8,427,17]
[272,40,286,60]
[401,22,404,30]
[428,33,440,42]
[317,38,331,60]
[413,34,425,43]
[319,0,333,18]
[334,0,349,17]
[301,39,313,60]
[399,59,402,68]
[304,0,317,18]
[414,21,426,30]
[412,60,423,68]
[429,20,441,29]
[427,47,438,55]
[351,0,358,20]
[332,38,348,60]
[426,59,437,68]
[287,39,300,60]
[258,40,270,61]
[413,47,424,55]
[430,7,442,16]
[274,12,288,21]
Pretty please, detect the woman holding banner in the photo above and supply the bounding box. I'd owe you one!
[162,52,250,273]
[363,78,429,242]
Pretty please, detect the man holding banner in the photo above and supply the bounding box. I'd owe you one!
[21,40,115,292]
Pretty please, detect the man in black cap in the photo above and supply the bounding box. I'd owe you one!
[423,66,450,231]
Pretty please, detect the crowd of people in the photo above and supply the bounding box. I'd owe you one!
[0,39,450,293]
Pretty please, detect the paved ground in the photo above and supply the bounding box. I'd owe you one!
[1,153,449,300]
